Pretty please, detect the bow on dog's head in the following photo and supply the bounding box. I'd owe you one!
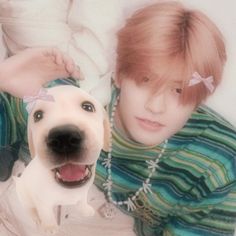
[26,85,110,188]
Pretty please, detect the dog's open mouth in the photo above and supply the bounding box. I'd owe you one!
[53,163,93,188]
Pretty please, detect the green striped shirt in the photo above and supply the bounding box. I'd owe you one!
[95,89,236,236]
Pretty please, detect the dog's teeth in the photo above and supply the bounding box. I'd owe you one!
[56,171,61,179]
[85,168,89,176]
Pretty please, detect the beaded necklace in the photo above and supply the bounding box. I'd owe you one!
[100,97,168,219]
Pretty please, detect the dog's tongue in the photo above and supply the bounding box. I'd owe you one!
[58,164,86,181]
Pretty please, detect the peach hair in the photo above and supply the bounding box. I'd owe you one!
[115,1,227,105]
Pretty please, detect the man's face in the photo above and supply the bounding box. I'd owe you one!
[115,79,195,146]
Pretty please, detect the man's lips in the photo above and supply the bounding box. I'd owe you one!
[136,117,165,131]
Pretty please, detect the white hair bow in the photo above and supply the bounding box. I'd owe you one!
[188,72,214,93]
[23,88,54,114]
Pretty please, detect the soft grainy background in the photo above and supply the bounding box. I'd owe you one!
[0,0,235,126]
[0,1,235,235]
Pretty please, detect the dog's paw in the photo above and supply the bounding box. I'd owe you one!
[32,216,41,226]
[85,205,95,217]
[79,204,95,217]
[42,223,58,235]
[26,207,41,226]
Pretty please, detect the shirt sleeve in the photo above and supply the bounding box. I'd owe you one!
[163,159,236,236]
[161,108,236,236]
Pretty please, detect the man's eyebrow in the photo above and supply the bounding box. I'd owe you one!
[170,80,183,85]
[173,80,182,83]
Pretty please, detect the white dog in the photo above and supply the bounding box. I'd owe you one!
[14,85,110,233]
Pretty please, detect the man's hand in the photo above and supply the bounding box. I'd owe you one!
[0,47,81,98]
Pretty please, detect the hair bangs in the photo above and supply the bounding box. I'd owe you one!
[116,2,226,105]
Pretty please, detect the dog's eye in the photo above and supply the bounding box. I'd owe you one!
[81,101,95,112]
[33,110,44,122]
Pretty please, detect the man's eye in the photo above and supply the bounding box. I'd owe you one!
[33,110,44,122]
[175,88,182,94]
[81,101,95,112]
[142,76,150,82]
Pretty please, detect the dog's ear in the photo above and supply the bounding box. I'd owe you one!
[27,121,35,159]
[102,109,110,152]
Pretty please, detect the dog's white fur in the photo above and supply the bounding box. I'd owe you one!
[14,85,110,233]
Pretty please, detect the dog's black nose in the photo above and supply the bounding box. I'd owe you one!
[47,125,84,155]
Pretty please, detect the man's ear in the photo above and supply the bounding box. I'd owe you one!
[102,109,110,152]
[27,121,35,159]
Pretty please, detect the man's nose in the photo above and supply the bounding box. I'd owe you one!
[144,92,167,114]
